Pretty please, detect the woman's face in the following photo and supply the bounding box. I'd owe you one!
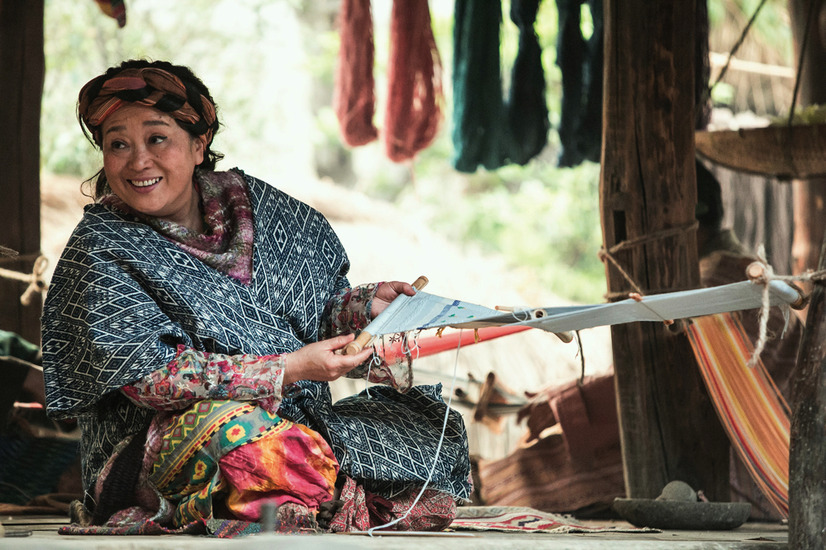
[101,104,205,229]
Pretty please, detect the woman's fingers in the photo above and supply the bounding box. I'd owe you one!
[371,280,416,317]
[284,335,374,384]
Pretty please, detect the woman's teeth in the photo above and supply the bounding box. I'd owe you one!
[130,177,161,187]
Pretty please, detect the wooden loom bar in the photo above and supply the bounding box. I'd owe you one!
[600,0,729,500]
[344,275,429,355]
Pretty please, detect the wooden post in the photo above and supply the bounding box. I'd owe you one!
[600,0,730,499]
[789,226,826,548]
[0,0,44,345]
[789,0,826,319]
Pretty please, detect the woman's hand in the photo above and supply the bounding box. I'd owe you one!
[283,334,373,384]
[371,281,416,318]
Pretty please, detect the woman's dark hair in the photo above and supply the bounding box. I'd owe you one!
[79,59,224,198]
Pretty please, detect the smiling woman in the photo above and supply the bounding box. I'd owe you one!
[41,59,471,535]
[100,106,205,230]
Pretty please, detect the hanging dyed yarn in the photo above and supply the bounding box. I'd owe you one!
[507,0,551,165]
[334,0,444,161]
[451,0,508,172]
[452,0,550,173]
[555,0,603,167]
[334,0,379,146]
[384,0,443,162]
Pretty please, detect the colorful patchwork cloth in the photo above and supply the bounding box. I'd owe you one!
[144,400,336,527]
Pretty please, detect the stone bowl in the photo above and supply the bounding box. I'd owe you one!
[612,498,752,530]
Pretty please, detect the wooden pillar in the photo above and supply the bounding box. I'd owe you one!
[0,0,44,345]
[600,0,730,500]
[789,226,826,548]
[789,0,826,319]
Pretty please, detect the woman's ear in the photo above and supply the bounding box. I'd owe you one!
[193,136,206,165]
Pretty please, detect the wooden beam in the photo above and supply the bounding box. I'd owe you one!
[0,0,44,345]
[600,0,730,499]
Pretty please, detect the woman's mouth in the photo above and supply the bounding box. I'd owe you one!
[129,177,161,188]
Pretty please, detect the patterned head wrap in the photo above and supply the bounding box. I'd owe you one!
[78,67,217,149]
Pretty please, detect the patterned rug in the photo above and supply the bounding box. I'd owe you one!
[450,506,656,534]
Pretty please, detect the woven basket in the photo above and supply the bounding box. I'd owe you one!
[695,123,826,180]
[0,434,79,504]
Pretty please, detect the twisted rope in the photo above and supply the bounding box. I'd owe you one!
[743,244,825,367]
[0,255,49,306]
[598,221,699,300]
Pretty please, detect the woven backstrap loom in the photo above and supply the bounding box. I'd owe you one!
[686,312,790,518]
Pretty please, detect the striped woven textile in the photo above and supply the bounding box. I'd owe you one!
[686,313,790,518]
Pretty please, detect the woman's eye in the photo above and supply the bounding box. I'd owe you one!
[149,135,167,145]
[109,140,126,150]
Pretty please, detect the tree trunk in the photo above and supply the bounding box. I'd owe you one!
[600,0,729,500]
[0,0,44,345]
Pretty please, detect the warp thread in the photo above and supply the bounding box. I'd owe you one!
[365,330,462,535]
[0,255,49,306]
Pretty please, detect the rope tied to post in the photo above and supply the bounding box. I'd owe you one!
[0,254,49,306]
[598,221,699,301]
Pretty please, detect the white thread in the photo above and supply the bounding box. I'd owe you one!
[780,306,790,339]
[404,330,423,360]
[365,330,463,536]
[507,308,532,323]
[364,346,383,399]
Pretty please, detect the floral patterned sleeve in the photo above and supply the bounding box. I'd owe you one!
[321,282,413,393]
[121,344,285,413]
[320,282,381,338]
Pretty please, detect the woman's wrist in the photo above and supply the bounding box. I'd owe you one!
[282,351,298,385]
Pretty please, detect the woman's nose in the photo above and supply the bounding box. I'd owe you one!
[127,145,151,170]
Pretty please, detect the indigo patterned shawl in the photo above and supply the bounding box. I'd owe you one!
[43,170,350,490]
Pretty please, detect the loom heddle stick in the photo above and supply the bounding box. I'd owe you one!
[344,275,429,355]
